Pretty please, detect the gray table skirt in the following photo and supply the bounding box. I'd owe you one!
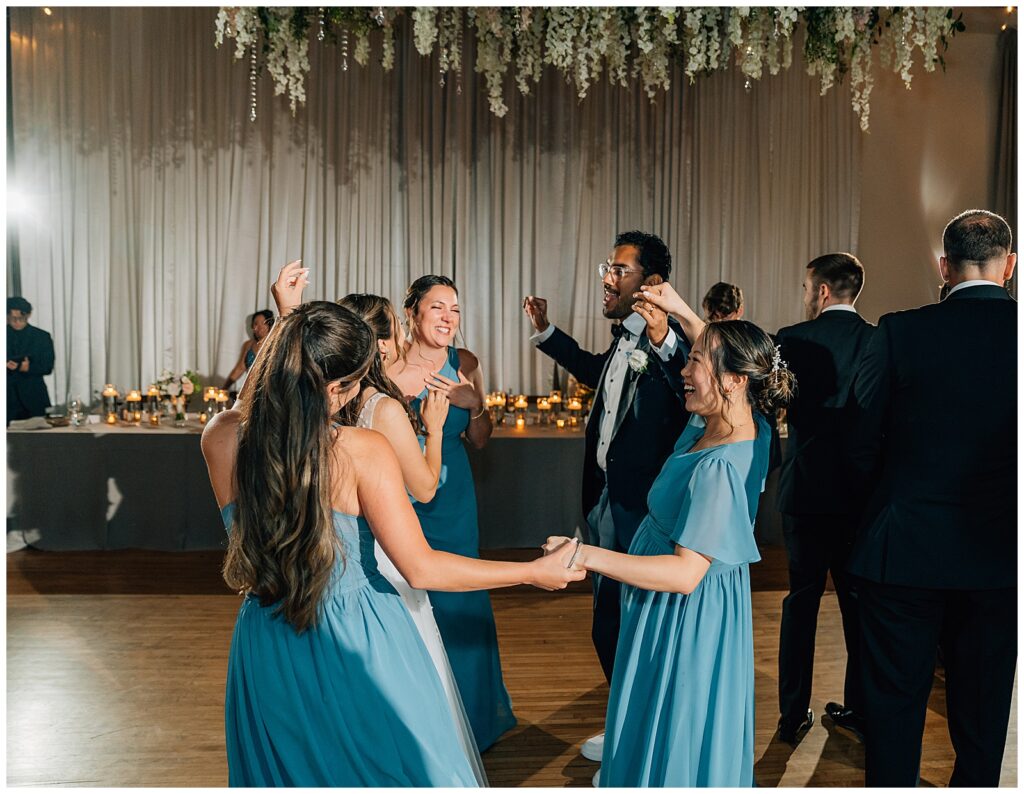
[7,429,782,552]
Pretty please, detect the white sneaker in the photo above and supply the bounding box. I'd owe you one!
[581,731,605,762]
[592,768,601,787]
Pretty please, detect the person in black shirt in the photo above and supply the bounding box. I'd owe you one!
[7,297,55,424]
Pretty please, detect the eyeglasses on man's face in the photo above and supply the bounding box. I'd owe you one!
[597,262,644,281]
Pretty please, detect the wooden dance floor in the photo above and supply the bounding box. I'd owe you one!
[7,546,1017,787]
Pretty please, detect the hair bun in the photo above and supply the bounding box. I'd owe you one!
[754,366,797,414]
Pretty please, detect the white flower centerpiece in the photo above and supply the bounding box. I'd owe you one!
[155,370,202,425]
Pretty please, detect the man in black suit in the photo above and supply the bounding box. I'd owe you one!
[775,254,875,744]
[523,231,689,766]
[7,297,55,425]
[847,209,1017,786]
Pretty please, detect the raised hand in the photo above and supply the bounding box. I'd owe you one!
[425,370,481,412]
[271,259,310,317]
[522,295,550,334]
[633,299,670,347]
[529,538,587,591]
[635,282,705,345]
[18,357,29,373]
[420,388,450,436]
[635,282,689,318]
[7,360,17,371]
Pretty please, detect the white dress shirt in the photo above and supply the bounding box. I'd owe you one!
[531,311,648,471]
[821,303,859,314]
[947,279,1001,297]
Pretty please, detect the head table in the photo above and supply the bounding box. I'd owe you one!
[6,416,590,552]
[7,416,781,552]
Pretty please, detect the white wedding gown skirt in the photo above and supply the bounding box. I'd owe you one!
[373,544,489,786]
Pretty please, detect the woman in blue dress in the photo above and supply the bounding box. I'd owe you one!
[547,319,796,787]
[388,275,517,752]
[201,301,583,786]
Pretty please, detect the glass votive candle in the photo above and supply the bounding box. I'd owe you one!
[515,416,525,431]
[101,384,119,424]
[215,389,230,412]
[125,390,143,425]
[556,418,566,429]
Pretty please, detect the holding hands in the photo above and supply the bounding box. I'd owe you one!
[530,537,587,591]
[634,282,705,346]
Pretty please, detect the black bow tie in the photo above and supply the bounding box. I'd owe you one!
[611,323,633,341]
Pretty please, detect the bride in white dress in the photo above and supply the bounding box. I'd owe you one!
[272,263,488,786]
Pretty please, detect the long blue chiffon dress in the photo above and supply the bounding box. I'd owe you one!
[600,411,770,787]
[221,504,477,787]
[410,345,517,752]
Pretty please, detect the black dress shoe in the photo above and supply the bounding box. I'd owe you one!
[824,701,865,741]
[777,709,814,744]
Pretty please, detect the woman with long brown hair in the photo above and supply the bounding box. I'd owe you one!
[271,262,485,784]
[201,300,583,786]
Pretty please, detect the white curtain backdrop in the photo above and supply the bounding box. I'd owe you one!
[9,7,861,404]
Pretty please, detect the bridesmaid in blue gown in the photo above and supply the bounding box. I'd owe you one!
[201,300,583,786]
[389,275,517,752]
[547,320,796,787]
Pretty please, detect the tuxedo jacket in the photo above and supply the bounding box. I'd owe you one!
[538,320,690,551]
[6,324,54,418]
[775,310,876,515]
[846,284,1016,589]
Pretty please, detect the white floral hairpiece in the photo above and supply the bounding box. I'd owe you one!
[771,344,787,374]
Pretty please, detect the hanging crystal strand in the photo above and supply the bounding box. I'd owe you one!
[249,43,258,122]
[341,27,349,72]
[374,6,385,26]
[773,9,780,40]
[317,8,325,42]
[455,17,462,96]
[744,46,753,92]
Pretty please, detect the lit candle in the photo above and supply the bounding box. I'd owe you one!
[515,416,525,431]
[199,411,209,425]
[146,386,161,425]
[215,389,230,412]
[549,390,562,406]
[556,418,566,429]
[125,390,143,425]
[101,384,119,424]
[514,394,528,410]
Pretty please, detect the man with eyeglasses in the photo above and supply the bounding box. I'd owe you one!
[523,231,690,775]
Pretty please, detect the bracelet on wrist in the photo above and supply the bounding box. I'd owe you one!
[471,406,488,420]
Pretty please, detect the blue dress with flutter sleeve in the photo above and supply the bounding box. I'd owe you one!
[600,412,769,787]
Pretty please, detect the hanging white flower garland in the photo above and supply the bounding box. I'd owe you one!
[214,6,964,131]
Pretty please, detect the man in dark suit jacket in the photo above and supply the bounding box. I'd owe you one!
[7,297,55,425]
[775,253,876,744]
[523,231,689,765]
[847,209,1017,787]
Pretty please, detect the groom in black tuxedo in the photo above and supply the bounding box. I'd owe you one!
[775,253,875,744]
[524,231,690,764]
[847,209,1017,787]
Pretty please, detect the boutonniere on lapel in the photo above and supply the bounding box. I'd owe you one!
[626,349,649,375]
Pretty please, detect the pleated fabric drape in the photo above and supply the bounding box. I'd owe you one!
[9,8,860,402]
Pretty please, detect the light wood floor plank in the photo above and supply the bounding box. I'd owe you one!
[6,550,1016,787]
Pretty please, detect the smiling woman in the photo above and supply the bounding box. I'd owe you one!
[386,274,517,752]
